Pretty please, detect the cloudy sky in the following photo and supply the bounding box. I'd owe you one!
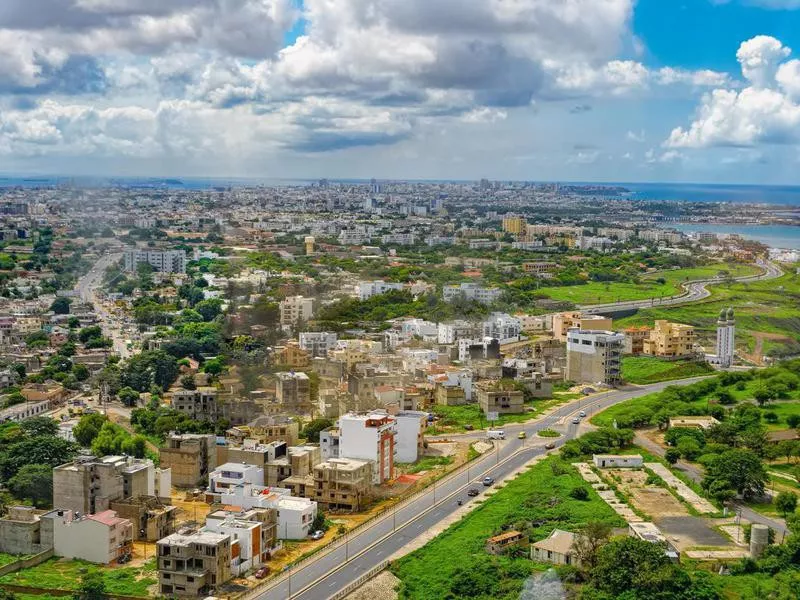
[2,0,800,183]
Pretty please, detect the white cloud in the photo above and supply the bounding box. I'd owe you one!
[666,35,800,148]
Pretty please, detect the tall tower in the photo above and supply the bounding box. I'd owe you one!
[304,236,315,256]
[726,308,735,365]
[715,308,735,367]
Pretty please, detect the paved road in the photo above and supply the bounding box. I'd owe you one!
[634,432,788,537]
[581,260,782,314]
[251,376,713,600]
[74,252,134,358]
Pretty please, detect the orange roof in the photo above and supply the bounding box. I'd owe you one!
[487,530,523,543]
[88,510,126,527]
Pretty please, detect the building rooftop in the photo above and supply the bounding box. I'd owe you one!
[531,529,576,555]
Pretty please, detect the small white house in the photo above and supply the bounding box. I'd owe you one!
[209,462,264,492]
[592,454,643,469]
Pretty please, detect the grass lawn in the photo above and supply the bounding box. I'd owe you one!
[402,456,453,474]
[390,455,625,600]
[616,268,800,359]
[0,558,157,597]
[622,356,715,384]
[540,262,760,306]
[0,553,23,568]
[430,393,581,432]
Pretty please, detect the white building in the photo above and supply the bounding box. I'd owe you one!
[438,320,478,344]
[482,313,521,342]
[443,283,501,304]
[338,411,397,484]
[393,411,427,463]
[357,280,404,300]
[299,332,338,357]
[279,296,315,326]
[381,233,417,245]
[203,510,276,576]
[429,369,474,401]
[123,249,186,273]
[707,307,735,368]
[214,483,317,540]
[42,509,133,564]
[209,462,264,492]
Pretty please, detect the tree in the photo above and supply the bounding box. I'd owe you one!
[0,436,78,481]
[73,413,108,447]
[8,464,53,507]
[677,438,702,461]
[19,417,59,438]
[78,326,103,343]
[301,418,333,443]
[665,448,681,465]
[703,448,768,500]
[195,298,224,321]
[717,389,736,405]
[570,486,590,501]
[571,521,612,572]
[50,296,72,315]
[180,374,196,390]
[73,572,107,600]
[776,491,798,517]
[73,363,90,381]
[787,414,800,429]
[120,350,179,391]
[117,387,141,407]
[202,358,224,376]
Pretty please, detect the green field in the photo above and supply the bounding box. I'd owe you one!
[390,455,625,600]
[430,393,580,432]
[616,267,800,360]
[622,356,715,384]
[0,558,157,597]
[541,262,760,306]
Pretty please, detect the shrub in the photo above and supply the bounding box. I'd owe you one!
[570,487,590,501]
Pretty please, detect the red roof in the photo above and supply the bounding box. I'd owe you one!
[88,510,126,527]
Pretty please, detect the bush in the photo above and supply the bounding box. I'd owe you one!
[570,487,590,501]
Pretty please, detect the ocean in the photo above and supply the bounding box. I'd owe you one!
[669,223,800,250]
[612,182,800,206]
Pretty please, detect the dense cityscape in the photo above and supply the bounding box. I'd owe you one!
[0,178,796,600]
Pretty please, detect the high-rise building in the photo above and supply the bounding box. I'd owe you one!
[279,296,315,326]
[566,329,624,385]
[707,308,735,367]
[123,249,186,273]
[643,320,696,358]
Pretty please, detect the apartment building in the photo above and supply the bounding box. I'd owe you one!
[339,412,396,483]
[623,326,652,355]
[522,261,560,275]
[226,414,299,446]
[53,456,163,515]
[502,215,526,235]
[109,496,177,542]
[310,458,373,512]
[357,280,404,300]
[476,380,525,415]
[41,509,133,564]
[159,434,217,488]
[643,320,696,358]
[0,506,52,555]
[123,249,186,273]
[213,483,317,540]
[566,329,625,385]
[482,313,521,341]
[209,462,264,492]
[217,439,287,471]
[437,320,479,344]
[157,530,232,597]
[275,371,312,413]
[298,331,338,357]
[204,508,279,575]
[169,387,219,421]
[263,445,321,489]
[393,411,427,463]
[442,283,501,304]
[279,295,315,326]
[553,312,613,342]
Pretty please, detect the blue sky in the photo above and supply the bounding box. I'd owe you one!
[1,0,800,183]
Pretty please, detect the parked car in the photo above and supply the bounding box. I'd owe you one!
[467,488,480,497]
[482,476,495,486]
[310,530,325,540]
[255,567,270,579]
[545,442,556,450]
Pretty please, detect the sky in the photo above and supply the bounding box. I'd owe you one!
[2,0,800,183]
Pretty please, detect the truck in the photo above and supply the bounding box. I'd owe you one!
[487,429,505,440]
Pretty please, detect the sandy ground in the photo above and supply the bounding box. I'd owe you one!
[607,468,688,518]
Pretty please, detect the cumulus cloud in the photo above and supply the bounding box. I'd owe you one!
[666,35,800,148]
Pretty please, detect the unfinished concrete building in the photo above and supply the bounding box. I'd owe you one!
[159,434,217,488]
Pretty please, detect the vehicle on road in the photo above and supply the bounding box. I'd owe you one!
[457,499,463,506]
[545,442,556,450]
[309,530,325,540]
[572,417,580,424]
[464,424,474,431]
[579,410,586,417]
[482,476,495,486]
[467,488,480,496]
[517,431,527,439]
[487,429,505,440]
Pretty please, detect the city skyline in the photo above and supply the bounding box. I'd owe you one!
[2,1,800,183]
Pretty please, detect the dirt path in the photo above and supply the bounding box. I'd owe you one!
[741,331,793,366]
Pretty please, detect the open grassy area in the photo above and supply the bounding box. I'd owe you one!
[403,455,453,474]
[390,455,625,600]
[540,262,760,306]
[622,356,715,384]
[0,558,157,597]
[616,267,800,360]
[0,553,22,568]
[429,393,581,432]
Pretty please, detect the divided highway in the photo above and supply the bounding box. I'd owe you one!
[581,260,782,315]
[251,377,712,600]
